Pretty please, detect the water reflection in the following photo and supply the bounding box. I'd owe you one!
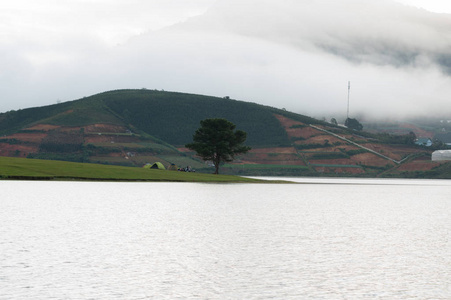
[1,181,450,299]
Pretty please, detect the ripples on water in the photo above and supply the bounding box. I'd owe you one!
[1,179,450,299]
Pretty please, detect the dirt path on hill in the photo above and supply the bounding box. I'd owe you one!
[309,125,412,165]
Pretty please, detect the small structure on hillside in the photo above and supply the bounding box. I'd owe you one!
[432,150,451,161]
[435,133,451,146]
[415,137,433,147]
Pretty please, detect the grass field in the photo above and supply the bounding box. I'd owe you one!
[0,157,275,183]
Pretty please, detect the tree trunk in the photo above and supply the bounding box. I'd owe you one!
[214,154,220,174]
[214,163,219,174]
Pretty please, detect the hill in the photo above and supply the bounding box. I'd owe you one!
[0,89,450,178]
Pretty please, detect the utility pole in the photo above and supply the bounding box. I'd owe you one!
[347,81,350,119]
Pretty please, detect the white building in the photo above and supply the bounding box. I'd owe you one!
[415,137,433,147]
[432,150,451,161]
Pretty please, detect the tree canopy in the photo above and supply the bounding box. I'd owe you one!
[186,118,251,174]
[345,117,363,131]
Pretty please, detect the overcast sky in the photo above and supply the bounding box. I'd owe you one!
[1,0,451,120]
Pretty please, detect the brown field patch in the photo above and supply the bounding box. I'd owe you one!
[330,145,360,152]
[351,153,395,167]
[360,144,398,160]
[309,158,356,165]
[177,147,192,153]
[249,147,297,154]
[304,135,344,144]
[234,160,258,165]
[57,127,84,133]
[85,135,113,143]
[5,133,47,143]
[244,160,305,165]
[242,152,305,165]
[314,166,365,174]
[287,127,323,140]
[339,133,370,143]
[295,127,324,139]
[274,114,323,139]
[274,114,305,128]
[85,135,140,144]
[0,144,38,157]
[84,124,127,133]
[397,160,442,171]
[27,124,60,131]
[297,147,335,152]
[361,144,421,161]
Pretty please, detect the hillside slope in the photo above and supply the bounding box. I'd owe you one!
[1,89,319,146]
[0,89,449,178]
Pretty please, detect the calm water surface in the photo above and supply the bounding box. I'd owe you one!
[1,179,450,299]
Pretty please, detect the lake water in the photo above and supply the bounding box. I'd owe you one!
[1,178,450,299]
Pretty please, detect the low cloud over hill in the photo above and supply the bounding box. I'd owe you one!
[1,0,451,120]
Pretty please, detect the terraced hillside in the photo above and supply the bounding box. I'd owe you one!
[0,89,449,178]
[208,114,445,177]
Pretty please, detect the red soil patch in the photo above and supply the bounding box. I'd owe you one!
[274,114,323,139]
[177,147,191,153]
[57,127,84,133]
[297,147,335,152]
[314,166,365,175]
[27,124,60,131]
[361,143,422,161]
[5,133,47,143]
[84,124,127,133]
[85,135,113,143]
[308,158,356,165]
[250,147,297,154]
[296,127,324,139]
[104,152,123,158]
[248,160,305,165]
[85,135,140,144]
[0,144,38,156]
[397,160,441,171]
[330,145,361,152]
[274,114,304,128]
[338,133,370,143]
[296,134,344,145]
[361,144,399,160]
[351,153,395,167]
[243,152,305,166]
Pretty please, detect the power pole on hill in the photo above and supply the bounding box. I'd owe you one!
[347,81,350,119]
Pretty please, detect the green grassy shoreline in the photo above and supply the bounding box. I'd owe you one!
[0,157,284,183]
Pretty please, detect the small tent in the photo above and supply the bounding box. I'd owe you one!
[151,162,166,170]
[143,162,166,170]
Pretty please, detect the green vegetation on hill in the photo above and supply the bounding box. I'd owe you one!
[43,99,123,126]
[0,103,69,135]
[101,89,290,146]
[0,97,122,135]
[0,89,327,148]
